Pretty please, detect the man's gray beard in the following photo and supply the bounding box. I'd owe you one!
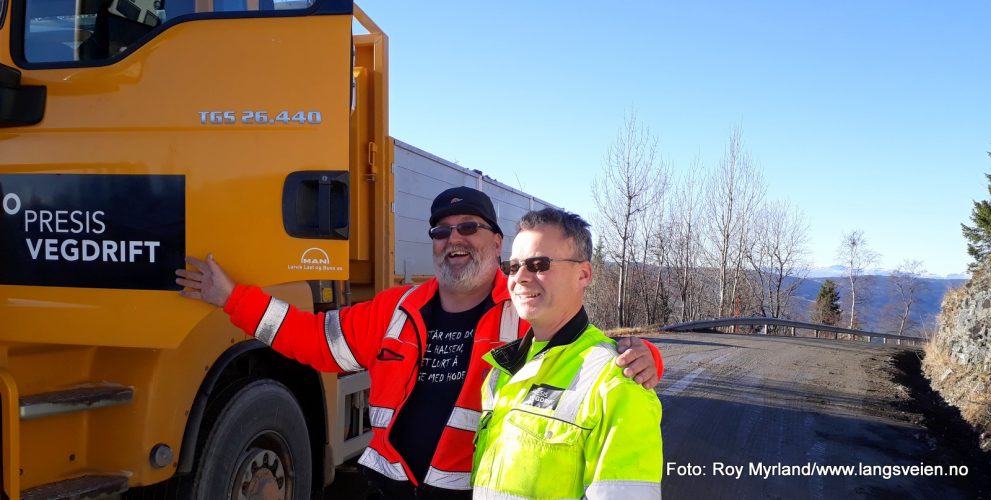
[435,246,498,293]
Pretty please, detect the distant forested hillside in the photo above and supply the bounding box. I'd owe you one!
[789,276,966,334]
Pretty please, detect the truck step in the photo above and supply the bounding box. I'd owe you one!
[21,474,129,500]
[20,383,134,420]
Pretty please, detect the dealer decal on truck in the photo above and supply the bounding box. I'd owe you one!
[0,174,185,290]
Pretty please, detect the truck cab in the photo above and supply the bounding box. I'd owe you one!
[0,0,557,496]
[0,1,387,496]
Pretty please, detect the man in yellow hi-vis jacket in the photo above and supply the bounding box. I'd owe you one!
[471,208,663,499]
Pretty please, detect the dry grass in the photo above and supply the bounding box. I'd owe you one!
[604,326,664,338]
[922,283,991,451]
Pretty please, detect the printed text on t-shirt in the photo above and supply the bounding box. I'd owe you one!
[418,328,474,384]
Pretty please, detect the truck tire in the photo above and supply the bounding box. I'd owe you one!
[191,378,312,500]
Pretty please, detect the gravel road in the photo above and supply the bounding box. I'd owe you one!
[654,331,988,500]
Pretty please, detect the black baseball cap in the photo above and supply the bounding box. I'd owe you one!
[429,187,503,236]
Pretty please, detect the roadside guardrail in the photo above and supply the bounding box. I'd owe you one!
[661,317,925,347]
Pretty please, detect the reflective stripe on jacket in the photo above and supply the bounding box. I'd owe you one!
[225,270,526,491]
[471,323,663,500]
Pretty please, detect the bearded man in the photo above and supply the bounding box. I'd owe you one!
[176,187,663,500]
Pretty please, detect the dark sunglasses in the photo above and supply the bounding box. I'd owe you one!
[501,256,585,275]
[428,221,494,240]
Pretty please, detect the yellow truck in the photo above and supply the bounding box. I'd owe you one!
[0,1,551,497]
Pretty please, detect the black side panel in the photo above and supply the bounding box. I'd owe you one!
[0,174,185,290]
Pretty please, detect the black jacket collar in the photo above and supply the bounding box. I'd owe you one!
[489,307,590,376]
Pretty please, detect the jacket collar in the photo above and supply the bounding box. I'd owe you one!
[488,307,589,376]
[400,267,508,313]
[396,268,508,348]
[488,269,510,303]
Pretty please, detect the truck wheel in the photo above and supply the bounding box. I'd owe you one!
[192,378,312,500]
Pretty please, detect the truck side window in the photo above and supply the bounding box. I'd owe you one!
[20,0,316,64]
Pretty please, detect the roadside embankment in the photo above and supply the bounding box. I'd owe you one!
[923,260,991,452]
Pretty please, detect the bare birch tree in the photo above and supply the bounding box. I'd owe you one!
[626,220,650,325]
[727,182,765,317]
[705,127,764,317]
[631,166,671,325]
[592,111,661,327]
[836,230,880,329]
[670,161,705,321]
[648,216,673,325]
[746,201,810,318]
[888,260,927,336]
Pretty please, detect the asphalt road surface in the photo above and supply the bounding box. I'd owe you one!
[323,330,988,499]
[654,331,986,500]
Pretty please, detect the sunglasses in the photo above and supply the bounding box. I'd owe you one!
[501,256,586,275]
[428,221,495,240]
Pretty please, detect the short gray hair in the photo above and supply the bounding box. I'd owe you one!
[517,208,592,261]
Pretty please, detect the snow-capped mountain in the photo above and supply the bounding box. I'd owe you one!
[807,265,970,280]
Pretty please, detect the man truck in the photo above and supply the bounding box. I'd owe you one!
[0,1,550,497]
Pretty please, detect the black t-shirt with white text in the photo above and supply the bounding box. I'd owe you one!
[388,294,493,488]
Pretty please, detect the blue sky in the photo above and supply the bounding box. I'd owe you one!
[357,1,991,277]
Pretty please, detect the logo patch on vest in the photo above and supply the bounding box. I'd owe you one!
[376,348,404,361]
[522,384,564,410]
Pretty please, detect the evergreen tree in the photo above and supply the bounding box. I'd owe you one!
[592,234,605,270]
[587,235,608,325]
[962,160,991,272]
[811,279,842,326]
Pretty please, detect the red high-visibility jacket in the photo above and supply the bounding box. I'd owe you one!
[223,270,663,493]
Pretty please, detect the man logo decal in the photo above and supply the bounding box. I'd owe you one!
[287,248,343,272]
[301,247,331,265]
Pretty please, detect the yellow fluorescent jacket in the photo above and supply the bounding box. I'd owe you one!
[471,316,663,500]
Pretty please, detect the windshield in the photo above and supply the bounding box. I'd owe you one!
[21,0,316,64]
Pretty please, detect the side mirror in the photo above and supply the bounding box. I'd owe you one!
[0,63,46,127]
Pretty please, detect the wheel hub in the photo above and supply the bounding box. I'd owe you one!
[234,447,287,500]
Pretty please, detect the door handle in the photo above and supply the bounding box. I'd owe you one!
[282,171,349,239]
